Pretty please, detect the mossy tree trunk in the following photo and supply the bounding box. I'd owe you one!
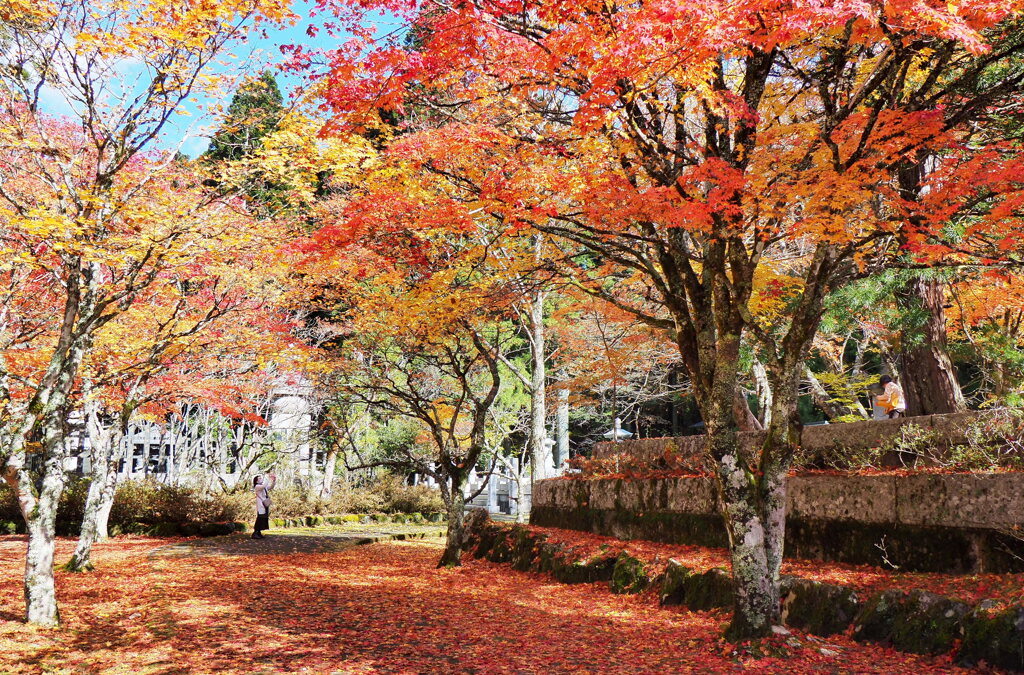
[699,333,777,639]
[438,471,467,568]
[18,447,67,626]
[2,266,95,625]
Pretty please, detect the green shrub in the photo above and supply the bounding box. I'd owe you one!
[0,477,90,536]
[0,471,446,538]
[108,480,249,530]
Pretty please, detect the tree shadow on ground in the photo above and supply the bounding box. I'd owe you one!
[5,536,973,674]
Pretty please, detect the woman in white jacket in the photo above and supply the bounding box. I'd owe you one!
[251,472,277,539]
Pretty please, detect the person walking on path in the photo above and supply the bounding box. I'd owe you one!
[252,472,277,539]
[876,375,906,419]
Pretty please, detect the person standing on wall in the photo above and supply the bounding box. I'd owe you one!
[876,375,907,419]
[252,472,277,539]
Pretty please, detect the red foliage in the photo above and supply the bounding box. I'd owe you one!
[0,535,1008,673]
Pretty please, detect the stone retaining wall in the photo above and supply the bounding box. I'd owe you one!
[465,515,1024,671]
[592,410,1018,464]
[532,473,1024,573]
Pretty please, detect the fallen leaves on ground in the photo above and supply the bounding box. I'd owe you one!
[0,534,1005,673]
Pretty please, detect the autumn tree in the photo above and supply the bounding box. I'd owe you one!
[311,0,1024,638]
[339,324,508,565]
[948,270,1024,405]
[63,174,295,572]
[0,0,292,626]
[293,143,537,564]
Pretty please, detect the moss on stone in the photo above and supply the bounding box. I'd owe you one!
[610,552,650,594]
[510,526,543,572]
[553,554,617,584]
[682,568,734,611]
[197,522,235,537]
[659,559,693,605]
[536,542,564,574]
[958,606,1024,670]
[146,522,181,537]
[487,530,515,563]
[782,578,860,637]
[888,590,969,655]
[853,589,908,643]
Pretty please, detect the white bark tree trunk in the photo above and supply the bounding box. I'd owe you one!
[66,405,125,572]
[15,413,73,626]
[528,289,548,483]
[319,447,338,500]
[555,384,569,473]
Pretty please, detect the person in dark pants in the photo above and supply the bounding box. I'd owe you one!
[251,472,276,539]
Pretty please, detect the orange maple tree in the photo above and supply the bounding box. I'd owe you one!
[308,0,1024,637]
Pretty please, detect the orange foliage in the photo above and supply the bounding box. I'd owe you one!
[0,534,996,673]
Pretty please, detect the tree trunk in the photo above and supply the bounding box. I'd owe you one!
[320,447,338,500]
[94,458,119,541]
[14,439,68,626]
[697,335,776,639]
[733,386,763,431]
[528,288,548,482]
[555,384,569,473]
[756,384,802,620]
[752,359,773,428]
[896,277,966,416]
[66,419,123,572]
[438,473,466,567]
[709,423,776,639]
[24,502,61,626]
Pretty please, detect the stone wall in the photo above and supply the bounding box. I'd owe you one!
[465,515,1024,670]
[531,472,1024,573]
[591,410,1015,464]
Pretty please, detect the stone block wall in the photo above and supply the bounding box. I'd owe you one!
[531,472,1024,573]
[591,410,1016,463]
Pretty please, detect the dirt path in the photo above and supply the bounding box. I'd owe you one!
[148,527,446,559]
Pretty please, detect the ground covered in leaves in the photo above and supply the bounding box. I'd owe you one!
[0,533,1008,674]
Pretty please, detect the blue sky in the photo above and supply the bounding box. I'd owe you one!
[173,1,326,157]
[38,0,403,157]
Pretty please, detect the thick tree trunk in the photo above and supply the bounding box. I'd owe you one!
[15,445,68,626]
[757,384,802,614]
[896,277,966,416]
[25,505,61,626]
[716,373,803,640]
[709,424,776,639]
[438,474,466,567]
[699,336,776,639]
